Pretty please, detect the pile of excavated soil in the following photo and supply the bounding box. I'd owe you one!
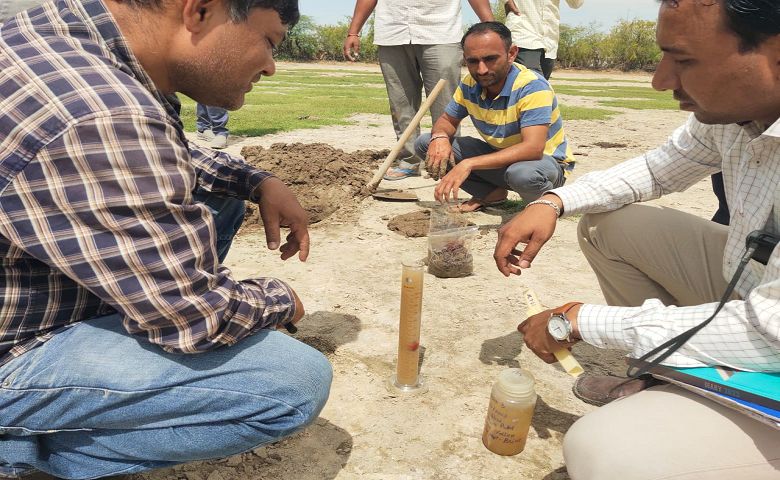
[241,143,389,224]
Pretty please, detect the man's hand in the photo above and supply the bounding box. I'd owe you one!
[434,160,473,203]
[425,137,453,180]
[504,0,520,15]
[493,194,561,276]
[255,177,310,261]
[343,35,360,61]
[517,305,580,363]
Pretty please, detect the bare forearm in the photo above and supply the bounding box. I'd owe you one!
[431,114,460,138]
[467,0,495,21]
[348,0,377,33]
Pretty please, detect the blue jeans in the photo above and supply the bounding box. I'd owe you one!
[195,104,229,137]
[415,133,566,202]
[0,192,332,479]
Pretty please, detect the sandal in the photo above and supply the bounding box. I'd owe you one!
[455,196,507,213]
[383,166,420,181]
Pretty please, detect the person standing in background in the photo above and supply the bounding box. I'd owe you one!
[343,0,494,180]
[503,0,584,79]
[196,104,231,149]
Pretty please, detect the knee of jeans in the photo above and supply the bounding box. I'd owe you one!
[284,347,333,428]
[414,133,432,159]
[505,169,548,200]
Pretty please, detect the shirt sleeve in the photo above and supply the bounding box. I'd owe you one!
[188,143,273,201]
[553,114,722,216]
[6,111,297,354]
[516,79,554,129]
[577,246,780,372]
[445,81,470,120]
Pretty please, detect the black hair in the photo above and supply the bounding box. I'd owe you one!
[460,21,513,51]
[125,0,299,26]
[722,0,780,51]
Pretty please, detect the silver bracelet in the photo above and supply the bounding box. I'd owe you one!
[526,198,561,217]
[429,134,449,145]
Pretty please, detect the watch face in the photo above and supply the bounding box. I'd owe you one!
[548,315,569,341]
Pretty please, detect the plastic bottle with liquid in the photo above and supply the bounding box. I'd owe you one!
[482,368,537,456]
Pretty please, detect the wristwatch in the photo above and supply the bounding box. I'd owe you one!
[547,302,582,342]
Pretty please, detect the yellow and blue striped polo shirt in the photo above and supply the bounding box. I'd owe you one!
[445,63,575,169]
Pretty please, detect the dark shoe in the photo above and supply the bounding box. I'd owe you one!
[572,373,664,407]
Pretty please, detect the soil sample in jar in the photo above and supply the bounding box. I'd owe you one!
[482,368,537,456]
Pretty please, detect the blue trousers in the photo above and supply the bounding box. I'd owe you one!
[0,192,332,479]
[415,133,565,201]
[195,104,229,137]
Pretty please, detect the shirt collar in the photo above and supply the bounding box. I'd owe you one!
[479,63,521,101]
[762,117,780,138]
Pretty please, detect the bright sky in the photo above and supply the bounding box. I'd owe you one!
[297,0,661,31]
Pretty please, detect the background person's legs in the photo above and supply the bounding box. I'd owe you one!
[578,204,730,307]
[378,45,424,167]
[564,384,780,480]
[541,56,555,80]
[0,315,332,479]
[379,44,462,178]
[516,48,544,76]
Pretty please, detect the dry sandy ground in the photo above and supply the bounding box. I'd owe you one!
[125,67,713,480]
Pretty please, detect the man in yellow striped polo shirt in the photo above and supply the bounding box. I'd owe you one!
[416,21,575,212]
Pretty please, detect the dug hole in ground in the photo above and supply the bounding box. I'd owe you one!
[126,67,711,480]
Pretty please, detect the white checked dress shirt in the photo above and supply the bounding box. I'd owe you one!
[553,114,780,372]
[373,0,464,45]
[504,0,584,59]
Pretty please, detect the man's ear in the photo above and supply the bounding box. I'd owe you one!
[508,44,518,63]
[181,0,216,33]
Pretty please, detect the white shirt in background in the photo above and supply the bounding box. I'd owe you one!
[504,0,584,59]
[373,0,464,45]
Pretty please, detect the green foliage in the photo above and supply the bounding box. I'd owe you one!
[275,15,319,61]
[558,20,661,71]
[602,20,661,71]
[558,24,608,69]
[274,13,662,71]
[491,0,507,24]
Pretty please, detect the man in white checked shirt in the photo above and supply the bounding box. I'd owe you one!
[492,0,780,478]
[343,0,494,180]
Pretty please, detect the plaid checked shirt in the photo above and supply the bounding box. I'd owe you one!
[0,0,296,366]
[553,115,780,372]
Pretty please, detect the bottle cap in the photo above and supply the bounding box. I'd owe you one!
[495,368,536,400]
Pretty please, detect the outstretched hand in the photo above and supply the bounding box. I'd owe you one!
[493,196,561,276]
[255,177,310,261]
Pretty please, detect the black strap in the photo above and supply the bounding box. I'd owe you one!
[625,240,760,378]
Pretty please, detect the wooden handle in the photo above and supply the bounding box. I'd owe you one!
[366,78,448,192]
[523,289,584,378]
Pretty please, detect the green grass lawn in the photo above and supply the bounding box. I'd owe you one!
[179,68,675,136]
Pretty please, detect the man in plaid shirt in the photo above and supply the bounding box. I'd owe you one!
[0,0,331,478]
[492,0,780,478]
